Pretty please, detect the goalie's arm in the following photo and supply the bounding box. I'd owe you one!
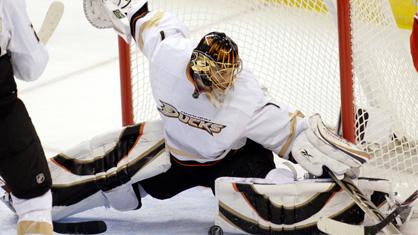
[127,6,190,60]
[244,102,308,159]
[4,0,49,81]
[245,104,368,178]
[100,0,190,60]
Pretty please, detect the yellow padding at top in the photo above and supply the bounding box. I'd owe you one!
[262,0,417,30]
[262,0,328,13]
[389,0,417,29]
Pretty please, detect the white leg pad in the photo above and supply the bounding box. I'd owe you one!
[50,121,170,220]
[103,184,139,211]
[214,176,392,234]
[52,191,108,221]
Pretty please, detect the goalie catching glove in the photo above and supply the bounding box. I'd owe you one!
[83,0,148,42]
[292,114,369,179]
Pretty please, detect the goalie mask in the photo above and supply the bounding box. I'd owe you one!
[190,32,242,106]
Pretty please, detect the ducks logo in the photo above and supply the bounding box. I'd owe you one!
[158,101,226,135]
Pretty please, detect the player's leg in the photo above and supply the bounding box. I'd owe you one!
[140,140,274,200]
[0,54,52,234]
[139,155,207,200]
[196,139,275,193]
[0,99,52,235]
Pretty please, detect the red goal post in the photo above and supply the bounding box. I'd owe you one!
[118,37,134,126]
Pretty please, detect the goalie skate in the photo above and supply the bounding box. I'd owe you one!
[0,188,14,213]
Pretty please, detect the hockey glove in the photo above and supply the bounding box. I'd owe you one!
[291,114,369,179]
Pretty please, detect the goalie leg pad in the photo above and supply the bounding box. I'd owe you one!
[50,120,170,219]
[103,183,141,211]
[52,191,107,221]
[214,176,392,234]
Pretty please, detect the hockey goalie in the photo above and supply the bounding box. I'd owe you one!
[28,117,401,235]
[1,0,414,234]
[41,118,405,235]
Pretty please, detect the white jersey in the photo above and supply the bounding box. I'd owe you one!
[130,10,308,163]
[0,0,48,81]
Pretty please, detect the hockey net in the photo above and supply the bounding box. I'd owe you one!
[119,0,418,197]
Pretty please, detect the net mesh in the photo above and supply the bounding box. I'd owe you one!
[350,0,418,196]
[124,0,418,196]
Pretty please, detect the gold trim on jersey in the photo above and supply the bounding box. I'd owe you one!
[278,110,305,157]
[139,11,165,50]
[166,143,229,163]
[166,144,202,161]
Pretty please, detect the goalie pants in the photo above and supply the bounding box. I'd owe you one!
[0,54,52,199]
[139,139,275,199]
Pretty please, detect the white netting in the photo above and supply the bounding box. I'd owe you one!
[125,0,418,196]
[350,0,418,196]
[129,0,341,125]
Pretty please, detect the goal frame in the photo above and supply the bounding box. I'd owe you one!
[118,0,357,142]
[119,36,135,126]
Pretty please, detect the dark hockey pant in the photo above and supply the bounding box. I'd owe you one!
[0,54,51,199]
[140,139,275,199]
